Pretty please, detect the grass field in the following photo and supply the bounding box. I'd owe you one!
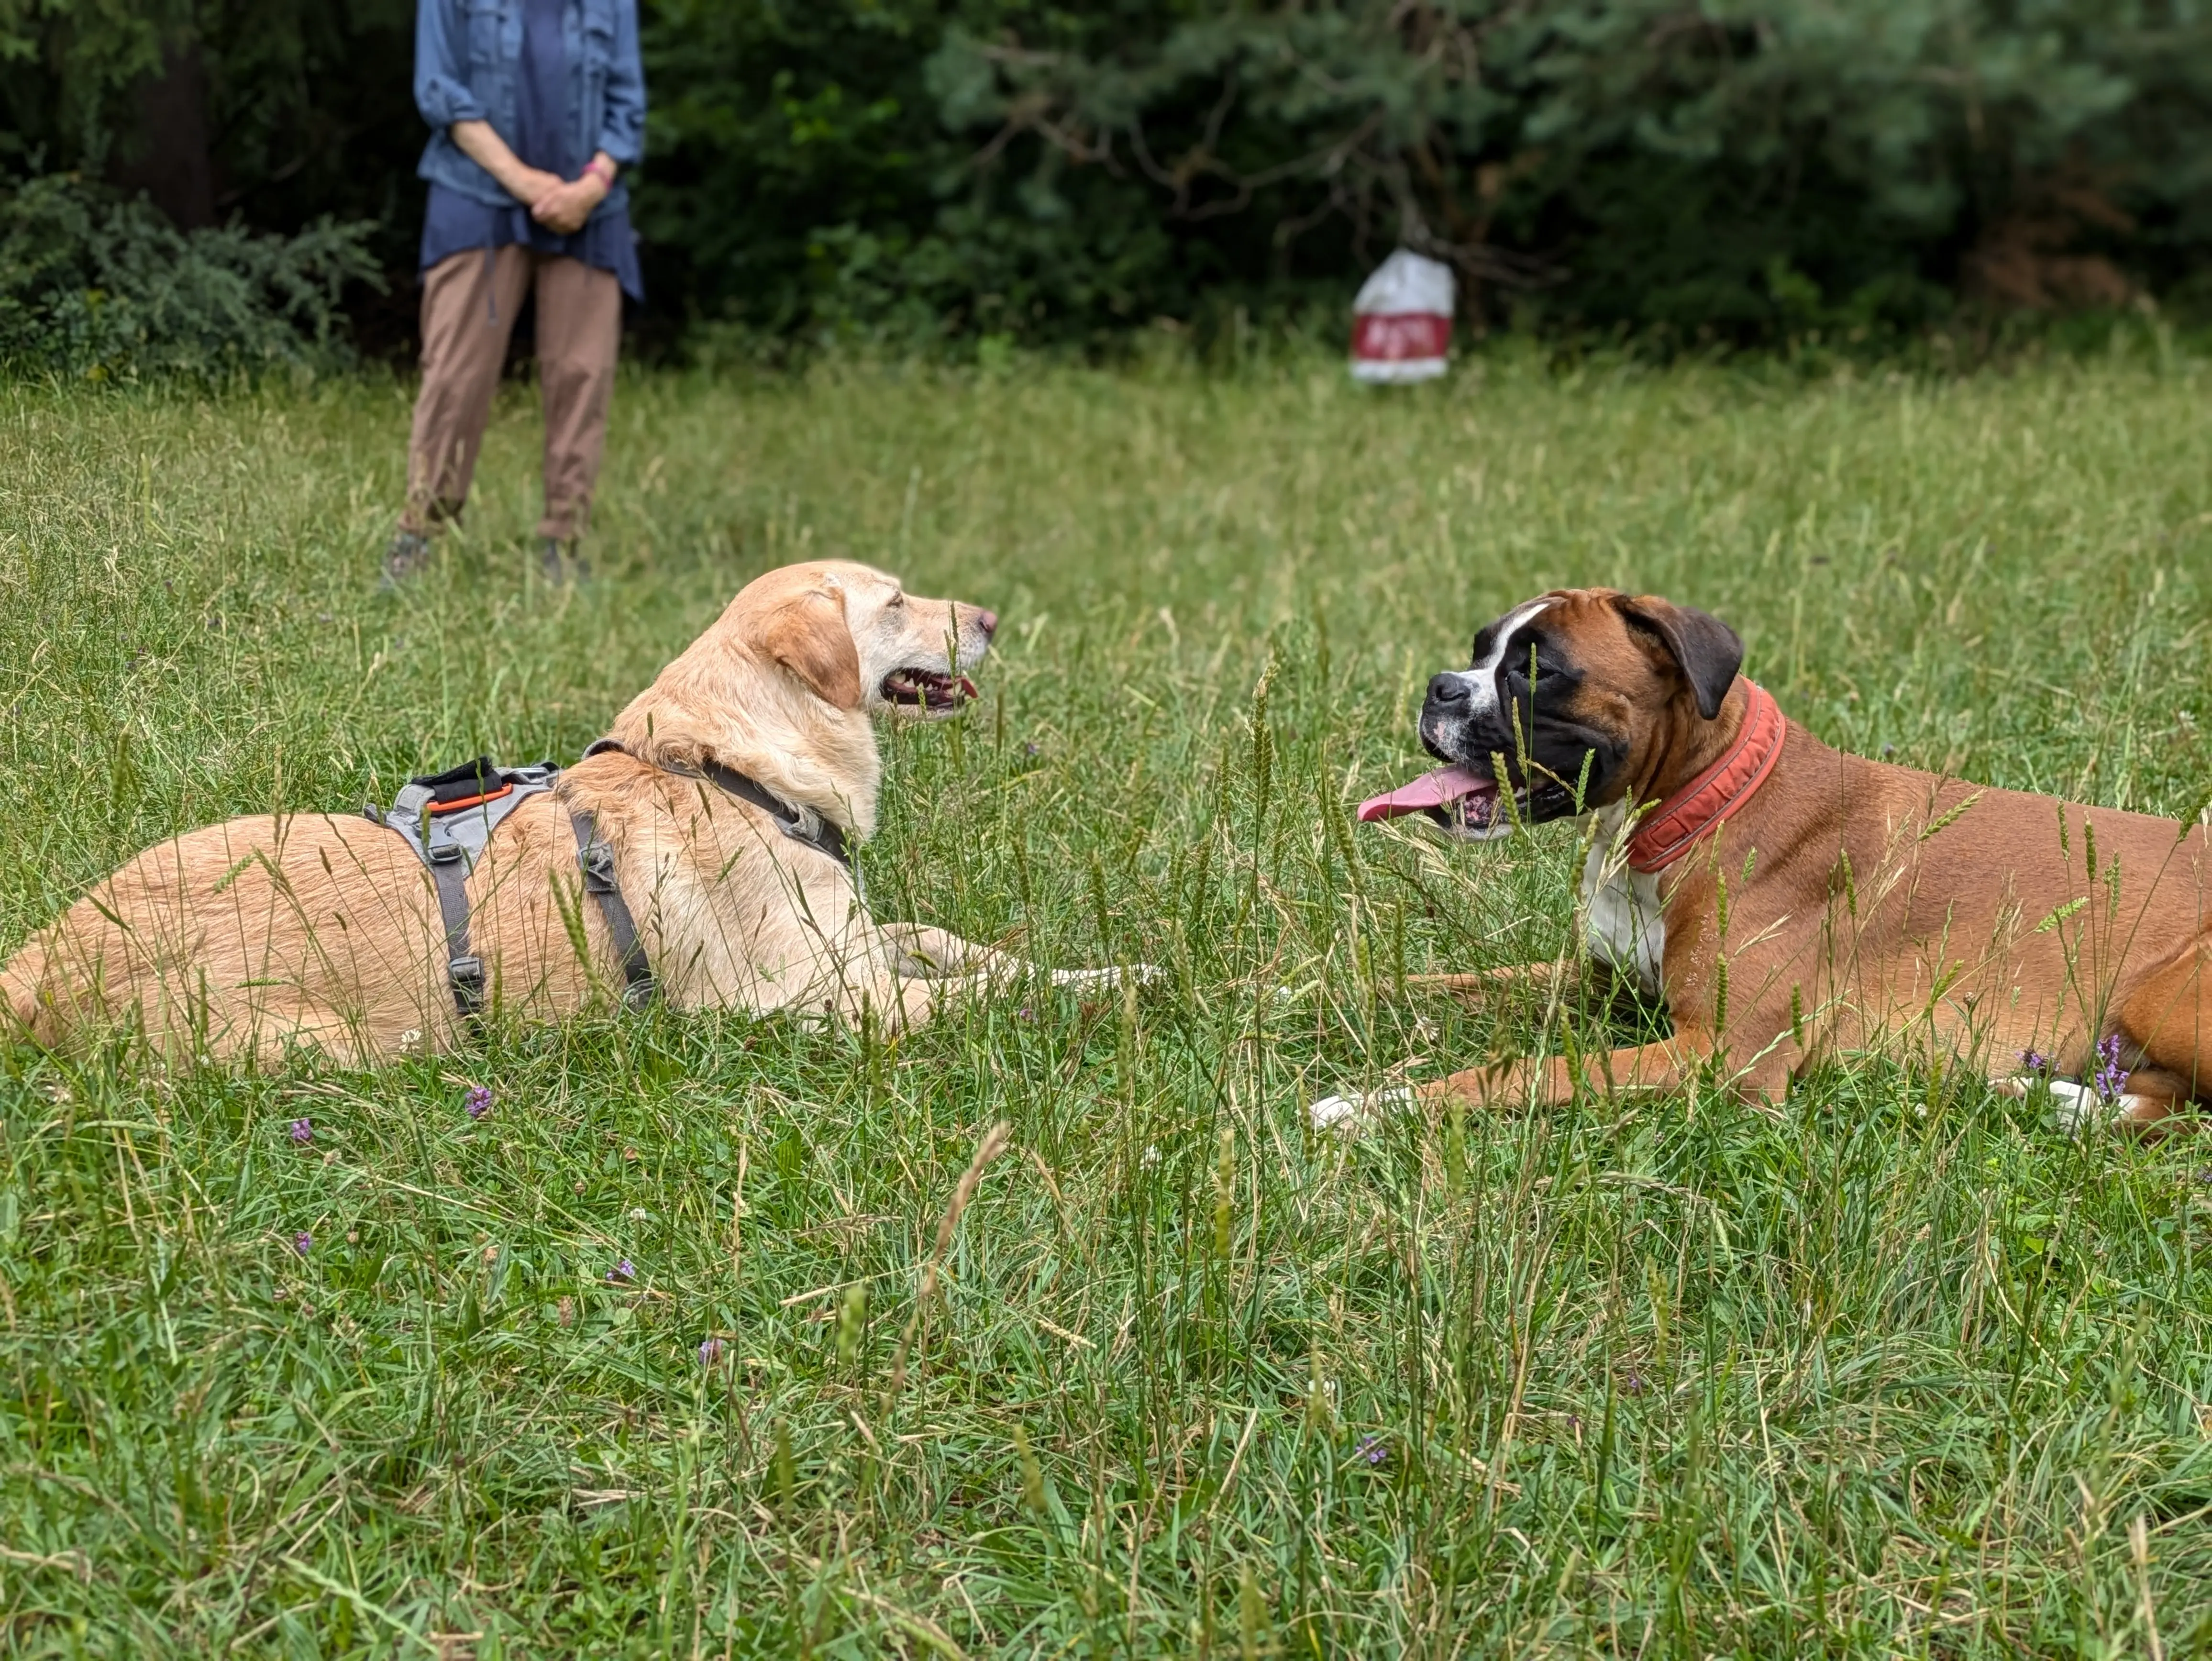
[3,345,2212,1657]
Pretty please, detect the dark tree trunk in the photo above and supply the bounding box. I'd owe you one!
[112,41,215,229]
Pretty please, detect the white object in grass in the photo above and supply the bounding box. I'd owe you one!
[1307,1086,1412,1136]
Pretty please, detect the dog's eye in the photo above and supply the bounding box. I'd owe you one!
[887,592,905,608]
[1504,647,1570,689]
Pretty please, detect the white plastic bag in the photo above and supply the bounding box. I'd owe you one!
[1350,250,1455,383]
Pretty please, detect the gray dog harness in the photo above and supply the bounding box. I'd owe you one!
[580,737,853,869]
[366,756,653,1018]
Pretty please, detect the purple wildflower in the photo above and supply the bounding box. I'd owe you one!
[698,1337,725,1365]
[289,1118,313,1145]
[1621,1371,1647,1396]
[608,1258,635,1283]
[293,1231,312,1256]
[1355,1434,1388,1468]
[1018,1007,1036,1023]
[465,1085,493,1120]
[2092,1033,2131,1102]
[2018,1050,2049,1076]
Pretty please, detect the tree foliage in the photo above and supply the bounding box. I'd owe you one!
[642,0,2212,347]
[0,0,419,240]
[9,0,2212,355]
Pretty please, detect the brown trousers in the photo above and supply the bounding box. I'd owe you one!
[403,246,621,543]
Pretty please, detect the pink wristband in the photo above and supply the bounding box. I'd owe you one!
[586,157,616,187]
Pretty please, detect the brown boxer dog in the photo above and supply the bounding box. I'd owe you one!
[1314,587,2211,1135]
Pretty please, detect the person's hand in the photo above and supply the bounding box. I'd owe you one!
[506,165,566,210]
[530,173,608,235]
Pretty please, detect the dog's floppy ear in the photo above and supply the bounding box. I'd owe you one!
[759,588,863,710]
[1619,595,1743,720]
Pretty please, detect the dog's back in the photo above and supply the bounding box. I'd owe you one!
[2,813,454,1063]
[0,761,911,1063]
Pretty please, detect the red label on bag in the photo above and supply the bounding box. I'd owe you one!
[1353,312,1451,361]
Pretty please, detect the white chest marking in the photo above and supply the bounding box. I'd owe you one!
[1580,801,1666,998]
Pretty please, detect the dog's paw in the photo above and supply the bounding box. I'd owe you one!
[2033,1077,2107,1137]
[1050,965,1124,993]
[1049,963,1163,993]
[1306,1086,1411,1137]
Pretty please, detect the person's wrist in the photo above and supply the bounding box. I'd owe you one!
[585,156,616,189]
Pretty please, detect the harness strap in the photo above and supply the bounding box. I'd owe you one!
[570,809,654,1005]
[583,738,852,870]
[697,757,851,867]
[369,756,562,1023]
[427,840,483,1017]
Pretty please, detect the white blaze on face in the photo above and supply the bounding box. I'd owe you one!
[1448,598,1555,720]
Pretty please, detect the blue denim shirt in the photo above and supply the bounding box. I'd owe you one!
[414,0,644,221]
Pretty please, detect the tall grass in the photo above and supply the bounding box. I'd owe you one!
[2,345,2210,1656]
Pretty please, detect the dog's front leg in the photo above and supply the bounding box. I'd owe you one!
[1404,959,1583,1001]
[1310,1030,1712,1132]
[1417,1030,1712,1109]
[880,922,997,978]
[878,922,1151,996]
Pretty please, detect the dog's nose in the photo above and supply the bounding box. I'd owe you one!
[974,608,999,639]
[1427,673,1471,708]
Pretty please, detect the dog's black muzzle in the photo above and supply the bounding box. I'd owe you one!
[1422,701,1622,827]
[1418,675,1496,767]
[1420,673,1515,766]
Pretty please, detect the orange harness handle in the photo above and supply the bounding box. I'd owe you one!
[427,782,515,814]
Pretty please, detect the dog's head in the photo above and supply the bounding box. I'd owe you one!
[742,560,997,721]
[1368,587,1743,840]
[608,560,1000,840]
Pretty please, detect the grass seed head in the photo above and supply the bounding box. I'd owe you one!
[1013,1424,1046,1518]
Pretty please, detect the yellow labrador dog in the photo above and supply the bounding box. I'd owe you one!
[3,560,1122,1064]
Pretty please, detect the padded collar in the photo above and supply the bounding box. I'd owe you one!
[1625,682,1787,875]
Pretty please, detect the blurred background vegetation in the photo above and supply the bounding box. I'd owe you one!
[4,0,2211,371]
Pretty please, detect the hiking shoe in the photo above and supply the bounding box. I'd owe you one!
[540,538,591,585]
[380,530,435,589]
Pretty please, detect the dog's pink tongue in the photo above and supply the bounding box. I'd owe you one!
[1357,765,1492,823]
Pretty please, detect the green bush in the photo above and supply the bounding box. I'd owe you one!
[641,0,2212,350]
[0,173,382,377]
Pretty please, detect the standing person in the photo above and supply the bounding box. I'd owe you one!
[383,0,645,587]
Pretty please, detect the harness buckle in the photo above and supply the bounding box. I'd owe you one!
[428,842,464,864]
[448,955,484,989]
[578,840,618,891]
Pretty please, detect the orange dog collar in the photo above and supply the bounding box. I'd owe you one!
[1626,681,1787,875]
